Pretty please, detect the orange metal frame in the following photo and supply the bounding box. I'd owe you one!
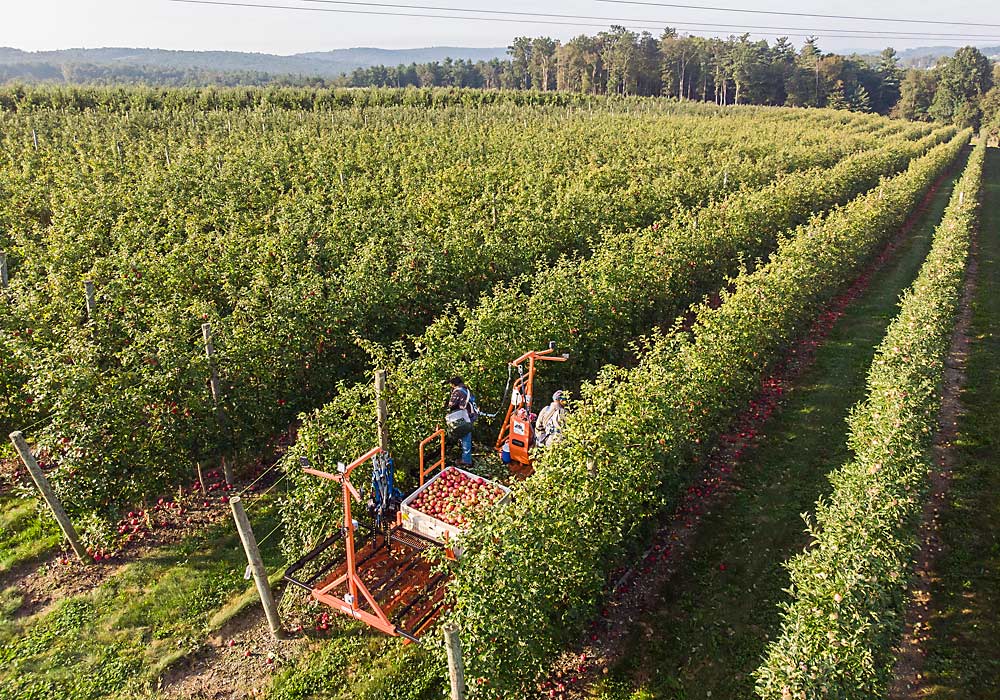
[302,447,400,638]
[494,347,568,475]
[299,442,453,643]
[418,428,446,486]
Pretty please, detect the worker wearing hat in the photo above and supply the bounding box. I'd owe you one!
[535,390,568,449]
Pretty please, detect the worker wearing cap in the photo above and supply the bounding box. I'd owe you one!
[535,390,568,449]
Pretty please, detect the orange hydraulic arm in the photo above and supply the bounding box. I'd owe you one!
[418,428,446,487]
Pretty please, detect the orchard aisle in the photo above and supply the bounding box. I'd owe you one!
[917,146,1000,699]
[590,152,966,700]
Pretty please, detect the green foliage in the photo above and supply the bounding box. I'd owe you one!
[894,68,938,122]
[591,152,956,700]
[5,100,798,519]
[981,86,1000,141]
[920,146,1000,696]
[0,38,918,116]
[929,47,995,126]
[0,84,628,112]
[754,141,984,699]
[442,132,969,697]
[280,116,952,557]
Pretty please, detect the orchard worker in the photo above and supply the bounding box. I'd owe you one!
[445,376,478,466]
[535,390,568,448]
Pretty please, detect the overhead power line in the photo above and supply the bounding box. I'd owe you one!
[594,0,1000,30]
[289,0,1000,39]
[168,0,1000,41]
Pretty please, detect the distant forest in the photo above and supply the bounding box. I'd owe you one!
[342,31,999,128]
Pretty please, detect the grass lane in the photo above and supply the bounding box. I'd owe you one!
[0,501,284,700]
[0,493,59,572]
[591,154,967,700]
[920,146,1000,699]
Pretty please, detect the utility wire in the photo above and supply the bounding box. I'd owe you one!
[244,471,290,509]
[238,454,286,497]
[593,0,1000,30]
[288,0,1000,41]
[255,520,283,547]
[167,0,659,30]
[289,0,1000,39]
[168,0,1000,40]
[16,412,57,435]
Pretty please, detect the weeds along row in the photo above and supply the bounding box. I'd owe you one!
[755,141,985,700]
[279,124,955,553]
[0,105,904,526]
[436,131,971,697]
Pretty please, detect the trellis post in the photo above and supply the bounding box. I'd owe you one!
[444,624,466,700]
[9,431,88,563]
[230,496,283,639]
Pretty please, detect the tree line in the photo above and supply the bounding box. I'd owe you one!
[341,29,999,127]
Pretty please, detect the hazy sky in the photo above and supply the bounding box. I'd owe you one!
[3,0,1000,55]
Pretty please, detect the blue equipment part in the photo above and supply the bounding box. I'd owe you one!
[368,451,404,531]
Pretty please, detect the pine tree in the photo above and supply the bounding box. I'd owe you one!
[826,81,849,110]
[850,84,872,112]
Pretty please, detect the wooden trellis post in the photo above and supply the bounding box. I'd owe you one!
[230,496,283,639]
[9,431,88,562]
[444,624,466,700]
[375,370,389,453]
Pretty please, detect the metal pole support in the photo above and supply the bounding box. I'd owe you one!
[0,251,8,290]
[203,322,234,486]
[444,623,466,700]
[375,370,389,453]
[9,431,88,562]
[230,496,283,639]
[84,280,96,319]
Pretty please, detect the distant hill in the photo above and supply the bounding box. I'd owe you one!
[896,45,1000,67]
[0,46,509,84]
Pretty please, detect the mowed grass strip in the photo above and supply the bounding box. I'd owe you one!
[0,493,60,573]
[592,153,966,700]
[920,146,1000,699]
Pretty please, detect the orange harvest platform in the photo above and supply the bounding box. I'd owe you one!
[283,443,453,643]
